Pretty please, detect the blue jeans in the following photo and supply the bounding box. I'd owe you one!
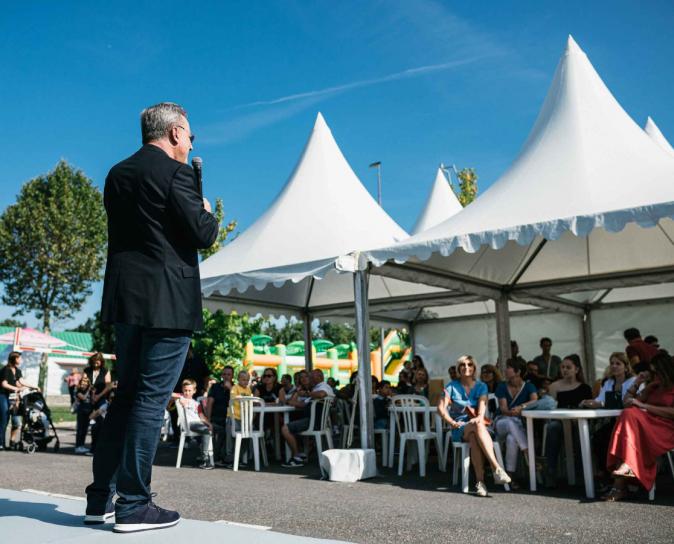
[0,395,20,448]
[85,324,190,518]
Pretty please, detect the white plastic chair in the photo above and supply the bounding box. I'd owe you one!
[299,397,335,476]
[229,396,268,472]
[175,402,213,468]
[392,395,443,477]
[649,449,674,501]
[450,439,510,493]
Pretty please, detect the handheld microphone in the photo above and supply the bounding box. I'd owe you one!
[191,157,203,197]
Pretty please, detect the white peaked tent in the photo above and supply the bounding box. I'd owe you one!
[411,168,463,235]
[200,113,449,326]
[361,35,674,370]
[200,113,445,447]
[645,116,674,157]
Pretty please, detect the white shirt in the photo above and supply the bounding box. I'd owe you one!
[312,381,335,398]
[594,376,636,405]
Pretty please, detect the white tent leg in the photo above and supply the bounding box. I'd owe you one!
[495,293,511,371]
[354,269,374,450]
[304,312,313,371]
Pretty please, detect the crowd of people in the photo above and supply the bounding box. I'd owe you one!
[2,327,672,502]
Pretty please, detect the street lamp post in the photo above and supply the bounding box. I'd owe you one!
[369,161,382,206]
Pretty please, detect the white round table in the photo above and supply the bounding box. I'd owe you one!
[522,409,622,499]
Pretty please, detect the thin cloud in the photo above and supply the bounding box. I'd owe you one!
[234,55,489,109]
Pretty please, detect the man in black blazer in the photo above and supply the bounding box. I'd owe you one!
[85,102,218,533]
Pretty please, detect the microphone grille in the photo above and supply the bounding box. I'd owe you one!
[192,156,203,168]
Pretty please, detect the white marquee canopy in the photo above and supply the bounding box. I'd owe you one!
[365,36,674,295]
[411,168,463,235]
[645,116,674,157]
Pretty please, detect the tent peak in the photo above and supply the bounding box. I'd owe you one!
[644,115,674,156]
[314,112,328,131]
[565,34,583,56]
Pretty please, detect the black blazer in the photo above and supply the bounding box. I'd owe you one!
[101,144,219,331]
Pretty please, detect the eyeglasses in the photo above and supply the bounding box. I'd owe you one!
[458,363,475,369]
[175,125,195,143]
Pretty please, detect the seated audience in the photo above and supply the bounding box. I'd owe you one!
[603,350,674,501]
[396,370,414,395]
[448,366,458,382]
[373,380,393,429]
[254,367,285,403]
[205,365,233,465]
[326,377,338,392]
[524,361,544,388]
[532,337,562,379]
[178,378,214,470]
[624,327,659,366]
[413,368,430,398]
[506,340,527,368]
[437,355,511,497]
[480,364,502,417]
[580,353,635,484]
[337,371,358,400]
[410,355,425,384]
[281,369,334,468]
[494,359,538,486]
[644,335,659,348]
[543,354,593,487]
[280,373,294,396]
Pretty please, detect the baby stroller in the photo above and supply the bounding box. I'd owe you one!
[12,389,60,453]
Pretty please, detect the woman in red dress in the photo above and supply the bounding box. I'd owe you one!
[603,350,674,501]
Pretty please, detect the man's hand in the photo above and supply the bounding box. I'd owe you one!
[203,198,212,213]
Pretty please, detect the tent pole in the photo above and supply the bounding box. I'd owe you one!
[495,293,511,373]
[582,310,595,382]
[303,312,313,371]
[354,269,374,450]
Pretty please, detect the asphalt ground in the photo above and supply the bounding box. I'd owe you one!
[1,425,673,544]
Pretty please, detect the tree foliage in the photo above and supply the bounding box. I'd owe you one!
[317,321,356,345]
[0,161,107,389]
[264,318,306,345]
[452,167,478,207]
[0,318,27,328]
[0,161,107,331]
[192,309,264,376]
[72,311,116,355]
[199,197,237,260]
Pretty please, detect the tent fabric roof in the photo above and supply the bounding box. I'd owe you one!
[411,168,463,235]
[645,116,674,157]
[200,113,407,296]
[366,36,674,272]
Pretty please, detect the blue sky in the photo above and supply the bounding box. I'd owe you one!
[1,0,673,329]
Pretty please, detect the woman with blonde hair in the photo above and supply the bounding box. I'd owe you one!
[437,355,511,496]
[580,352,635,486]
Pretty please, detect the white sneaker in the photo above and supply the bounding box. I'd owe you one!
[75,446,90,454]
[493,467,512,485]
[475,481,488,497]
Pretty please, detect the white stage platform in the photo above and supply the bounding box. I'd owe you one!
[0,488,349,543]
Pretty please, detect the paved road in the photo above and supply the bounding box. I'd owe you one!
[1,427,673,543]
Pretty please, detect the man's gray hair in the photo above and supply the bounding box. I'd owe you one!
[140,102,187,144]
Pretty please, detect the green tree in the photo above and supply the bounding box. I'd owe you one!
[192,309,264,376]
[0,161,107,388]
[0,318,27,328]
[453,167,478,207]
[199,197,237,260]
[317,321,356,345]
[264,318,306,345]
[72,311,115,354]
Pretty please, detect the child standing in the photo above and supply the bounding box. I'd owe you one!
[178,379,214,470]
[224,370,253,467]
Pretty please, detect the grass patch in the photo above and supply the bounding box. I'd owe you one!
[49,406,77,423]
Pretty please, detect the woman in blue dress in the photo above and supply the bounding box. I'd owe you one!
[437,355,511,496]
